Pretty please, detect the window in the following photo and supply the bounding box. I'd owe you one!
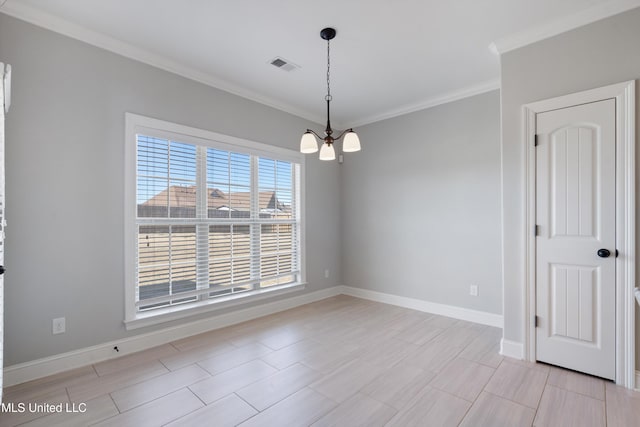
[125,114,304,327]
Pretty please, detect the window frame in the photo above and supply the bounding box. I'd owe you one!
[124,113,306,329]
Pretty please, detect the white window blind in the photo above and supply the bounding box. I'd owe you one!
[126,115,303,323]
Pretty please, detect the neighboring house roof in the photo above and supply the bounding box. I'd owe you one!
[141,185,289,212]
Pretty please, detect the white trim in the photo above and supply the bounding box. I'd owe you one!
[0,62,7,402]
[348,79,500,128]
[522,80,636,388]
[500,339,524,360]
[0,1,501,130]
[616,82,637,389]
[125,284,305,330]
[124,113,136,329]
[0,1,324,126]
[341,286,503,328]
[2,63,10,113]
[126,113,304,163]
[636,370,640,390]
[4,0,638,127]
[124,113,305,327]
[3,286,342,387]
[0,1,500,129]
[524,106,537,364]
[490,0,640,54]
[4,285,508,386]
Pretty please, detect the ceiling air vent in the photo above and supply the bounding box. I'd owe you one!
[269,57,300,72]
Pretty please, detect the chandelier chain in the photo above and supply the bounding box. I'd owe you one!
[325,38,332,101]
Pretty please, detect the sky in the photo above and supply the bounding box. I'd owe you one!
[136,135,294,208]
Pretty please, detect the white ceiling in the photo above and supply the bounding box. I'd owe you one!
[2,0,639,127]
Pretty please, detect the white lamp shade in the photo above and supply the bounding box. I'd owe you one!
[319,143,336,161]
[300,132,319,153]
[343,131,361,152]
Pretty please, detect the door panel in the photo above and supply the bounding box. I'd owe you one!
[550,264,596,342]
[536,99,615,380]
[549,126,597,238]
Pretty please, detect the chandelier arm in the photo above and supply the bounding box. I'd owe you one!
[306,129,323,139]
[333,128,354,142]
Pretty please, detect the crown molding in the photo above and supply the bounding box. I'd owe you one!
[1,0,500,129]
[348,79,501,128]
[0,0,325,125]
[490,0,640,55]
[4,1,639,128]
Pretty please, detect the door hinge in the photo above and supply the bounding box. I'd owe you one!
[535,315,539,327]
[534,134,539,146]
[535,225,540,236]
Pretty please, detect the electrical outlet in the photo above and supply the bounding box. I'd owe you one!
[324,269,330,279]
[470,285,479,296]
[52,317,66,335]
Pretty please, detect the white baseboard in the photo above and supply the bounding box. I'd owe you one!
[340,286,504,328]
[5,285,508,387]
[500,338,525,360]
[4,286,342,387]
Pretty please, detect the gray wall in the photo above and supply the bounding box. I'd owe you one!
[7,3,637,371]
[500,7,640,366]
[341,91,503,315]
[0,14,342,365]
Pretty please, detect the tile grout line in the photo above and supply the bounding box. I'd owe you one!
[64,385,72,406]
[157,356,172,371]
[233,391,261,413]
[454,357,506,426]
[495,358,552,405]
[106,392,120,416]
[532,359,553,424]
[173,386,210,421]
[185,384,207,408]
[603,382,608,427]
[112,368,211,414]
[543,382,607,401]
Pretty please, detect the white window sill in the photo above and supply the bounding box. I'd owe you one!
[124,283,306,330]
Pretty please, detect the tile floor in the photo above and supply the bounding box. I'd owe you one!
[1,295,639,426]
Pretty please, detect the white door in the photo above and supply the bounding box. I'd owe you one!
[535,99,616,380]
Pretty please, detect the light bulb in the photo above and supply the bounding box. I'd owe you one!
[319,143,336,161]
[300,131,318,153]
[343,131,361,152]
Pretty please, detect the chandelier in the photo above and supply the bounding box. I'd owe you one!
[300,27,361,161]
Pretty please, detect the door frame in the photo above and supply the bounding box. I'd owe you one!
[522,80,636,388]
